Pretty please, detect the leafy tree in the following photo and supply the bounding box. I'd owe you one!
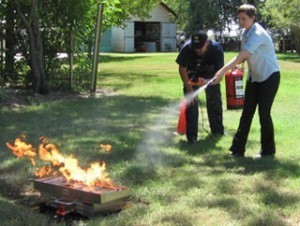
[0,1,18,84]
[261,0,300,54]
[163,0,245,38]
[163,0,264,37]
[3,2,15,75]
[14,0,48,94]
[1,0,161,94]
[162,0,189,31]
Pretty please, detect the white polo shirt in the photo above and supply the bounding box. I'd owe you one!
[242,23,280,82]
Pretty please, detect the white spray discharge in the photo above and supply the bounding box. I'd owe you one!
[135,78,215,169]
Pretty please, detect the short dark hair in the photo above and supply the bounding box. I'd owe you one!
[191,31,208,49]
[237,4,257,18]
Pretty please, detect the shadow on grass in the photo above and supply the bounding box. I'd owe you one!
[160,212,194,226]
[0,94,174,199]
[98,71,161,94]
[178,134,223,155]
[1,89,299,225]
[190,154,300,225]
[221,155,300,178]
[0,196,46,226]
[277,53,300,63]
[100,54,151,63]
[57,53,150,65]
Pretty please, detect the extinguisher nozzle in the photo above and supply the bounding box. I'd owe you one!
[206,77,216,86]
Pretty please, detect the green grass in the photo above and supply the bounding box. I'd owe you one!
[1,52,300,226]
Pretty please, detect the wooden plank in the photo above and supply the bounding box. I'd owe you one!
[33,177,129,204]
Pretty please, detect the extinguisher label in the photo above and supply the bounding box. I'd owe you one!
[235,80,244,98]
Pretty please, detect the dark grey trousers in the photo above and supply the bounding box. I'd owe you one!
[184,83,224,141]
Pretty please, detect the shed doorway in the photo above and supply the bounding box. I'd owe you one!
[134,22,160,52]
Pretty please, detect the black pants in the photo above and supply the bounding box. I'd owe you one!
[230,71,280,155]
[184,84,224,141]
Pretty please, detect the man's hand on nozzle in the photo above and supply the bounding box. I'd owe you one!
[198,77,208,85]
[188,77,208,87]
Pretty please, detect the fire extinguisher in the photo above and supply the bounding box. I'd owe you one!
[225,67,244,110]
[176,77,205,135]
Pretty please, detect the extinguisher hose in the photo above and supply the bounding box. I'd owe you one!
[198,77,218,135]
[198,97,210,135]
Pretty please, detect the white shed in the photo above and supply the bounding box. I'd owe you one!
[110,2,177,53]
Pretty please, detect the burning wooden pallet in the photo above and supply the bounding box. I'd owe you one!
[6,137,130,217]
[33,176,130,217]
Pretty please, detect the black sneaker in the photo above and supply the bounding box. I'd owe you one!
[253,153,275,159]
[230,152,245,158]
[187,137,197,144]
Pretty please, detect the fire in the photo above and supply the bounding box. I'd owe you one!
[6,136,118,189]
[6,137,37,166]
[100,144,112,152]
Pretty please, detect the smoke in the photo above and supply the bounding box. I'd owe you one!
[135,101,180,169]
[135,82,211,170]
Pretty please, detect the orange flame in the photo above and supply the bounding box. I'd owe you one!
[6,136,118,189]
[6,138,37,166]
[100,144,112,152]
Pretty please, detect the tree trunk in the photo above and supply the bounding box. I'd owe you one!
[4,1,15,75]
[14,0,48,94]
[291,26,300,55]
[68,25,74,89]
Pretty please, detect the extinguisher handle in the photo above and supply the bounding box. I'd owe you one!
[188,77,205,87]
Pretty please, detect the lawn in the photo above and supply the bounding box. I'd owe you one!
[1,52,300,226]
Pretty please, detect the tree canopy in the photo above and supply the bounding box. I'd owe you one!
[1,0,299,94]
[261,0,300,53]
[0,0,161,94]
[164,0,299,54]
[163,0,265,36]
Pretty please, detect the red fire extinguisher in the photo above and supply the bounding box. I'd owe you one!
[176,78,205,135]
[177,100,187,135]
[225,67,244,110]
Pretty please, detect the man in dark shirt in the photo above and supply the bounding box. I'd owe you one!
[176,31,224,143]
